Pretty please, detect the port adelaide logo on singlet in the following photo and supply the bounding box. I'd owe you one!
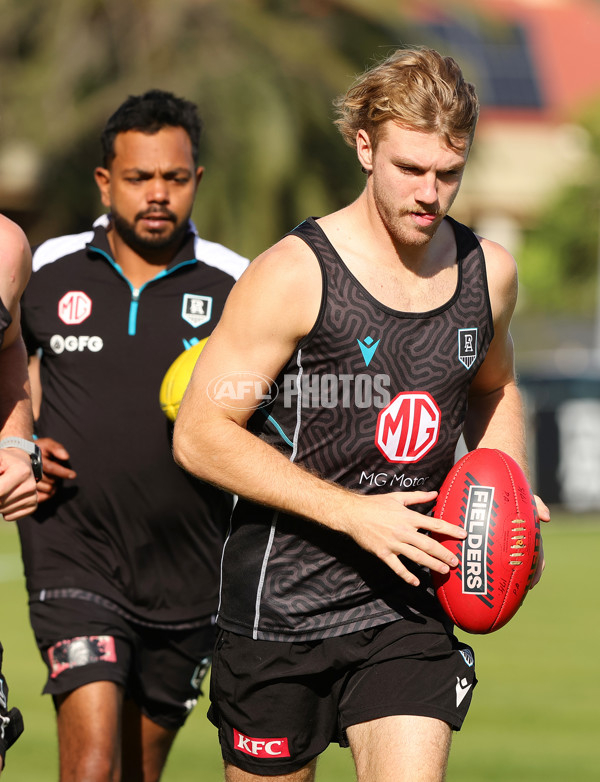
[458,328,478,369]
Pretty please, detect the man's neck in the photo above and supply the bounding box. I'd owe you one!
[323,194,444,271]
[105,225,178,289]
[317,196,458,313]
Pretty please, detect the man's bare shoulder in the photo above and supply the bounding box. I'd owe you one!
[0,214,30,257]
[252,232,321,274]
[478,235,517,291]
[477,234,519,326]
[478,235,517,279]
[239,233,322,305]
[222,232,323,344]
[0,215,32,306]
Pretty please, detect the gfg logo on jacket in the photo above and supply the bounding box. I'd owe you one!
[375,391,440,463]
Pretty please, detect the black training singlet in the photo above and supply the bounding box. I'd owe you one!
[216,216,494,641]
[0,296,10,348]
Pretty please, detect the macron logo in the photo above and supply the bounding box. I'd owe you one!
[233,729,291,758]
[357,336,380,367]
[456,676,472,708]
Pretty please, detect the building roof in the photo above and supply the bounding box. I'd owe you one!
[408,0,600,121]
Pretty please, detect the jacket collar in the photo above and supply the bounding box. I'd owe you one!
[87,214,198,269]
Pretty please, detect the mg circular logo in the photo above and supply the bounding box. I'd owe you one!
[375,391,441,463]
[58,291,92,325]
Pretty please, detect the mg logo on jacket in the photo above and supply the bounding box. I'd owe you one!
[58,291,92,325]
[376,391,441,463]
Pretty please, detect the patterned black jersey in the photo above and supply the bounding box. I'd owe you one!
[18,217,248,624]
[217,216,494,641]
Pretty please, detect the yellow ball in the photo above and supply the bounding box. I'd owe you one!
[159,337,209,421]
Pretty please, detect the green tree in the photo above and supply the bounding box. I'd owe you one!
[518,100,600,315]
[0,0,409,258]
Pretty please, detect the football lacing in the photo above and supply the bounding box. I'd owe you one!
[510,521,527,565]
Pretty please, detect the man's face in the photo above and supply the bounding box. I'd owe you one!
[94,126,203,256]
[358,122,469,247]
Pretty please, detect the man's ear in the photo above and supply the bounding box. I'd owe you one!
[356,129,374,172]
[194,166,205,192]
[94,167,111,209]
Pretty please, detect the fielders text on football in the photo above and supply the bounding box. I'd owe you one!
[463,485,494,594]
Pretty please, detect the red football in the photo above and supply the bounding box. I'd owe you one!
[432,448,540,634]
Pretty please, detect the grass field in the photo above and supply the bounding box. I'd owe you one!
[1,514,599,781]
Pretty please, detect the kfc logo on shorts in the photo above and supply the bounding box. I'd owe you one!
[233,729,291,759]
[376,391,441,463]
[58,291,92,325]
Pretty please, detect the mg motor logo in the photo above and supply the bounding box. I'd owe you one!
[376,391,441,463]
[58,291,92,325]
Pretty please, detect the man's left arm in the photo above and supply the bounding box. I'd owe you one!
[463,238,550,585]
[0,216,38,520]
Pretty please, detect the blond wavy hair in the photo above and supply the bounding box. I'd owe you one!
[334,47,479,152]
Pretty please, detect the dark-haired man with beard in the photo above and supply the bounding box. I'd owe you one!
[18,89,248,782]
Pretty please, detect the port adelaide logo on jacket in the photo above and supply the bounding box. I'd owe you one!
[181,293,212,327]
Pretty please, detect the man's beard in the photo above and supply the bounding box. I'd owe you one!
[372,180,452,248]
[111,209,190,256]
[381,208,439,248]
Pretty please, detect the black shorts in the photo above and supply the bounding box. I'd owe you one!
[29,596,215,731]
[209,620,477,776]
